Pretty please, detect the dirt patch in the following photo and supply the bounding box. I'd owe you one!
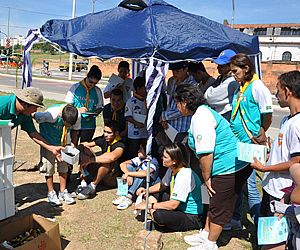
[10,128,256,250]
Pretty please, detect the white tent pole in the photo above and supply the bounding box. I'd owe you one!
[144,161,151,230]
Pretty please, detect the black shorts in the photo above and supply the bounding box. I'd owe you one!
[208,165,252,225]
[260,189,280,217]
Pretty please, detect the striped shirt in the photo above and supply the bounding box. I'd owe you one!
[161,75,197,132]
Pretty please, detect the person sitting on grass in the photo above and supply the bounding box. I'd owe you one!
[33,104,81,206]
[135,143,203,232]
[112,144,160,210]
[102,88,127,139]
[76,120,126,200]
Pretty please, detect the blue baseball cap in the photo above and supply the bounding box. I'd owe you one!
[213,49,236,65]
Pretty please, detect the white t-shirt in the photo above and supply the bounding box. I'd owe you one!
[262,113,300,199]
[162,168,196,202]
[125,96,147,139]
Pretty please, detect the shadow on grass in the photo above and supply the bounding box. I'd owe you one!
[16,200,64,219]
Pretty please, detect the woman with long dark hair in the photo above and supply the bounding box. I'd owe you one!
[135,142,203,232]
[174,84,251,250]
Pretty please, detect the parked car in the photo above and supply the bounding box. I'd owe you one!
[77,61,88,70]
[59,61,88,72]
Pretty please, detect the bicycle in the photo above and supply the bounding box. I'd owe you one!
[41,67,52,77]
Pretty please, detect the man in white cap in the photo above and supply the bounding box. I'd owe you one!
[0,87,63,158]
[204,49,239,121]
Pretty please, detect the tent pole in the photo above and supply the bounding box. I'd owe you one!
[144,160,151,230]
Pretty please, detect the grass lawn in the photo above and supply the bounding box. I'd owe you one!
[2,90,255,249]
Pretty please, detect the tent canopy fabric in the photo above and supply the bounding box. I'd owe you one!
[40,0,259,61]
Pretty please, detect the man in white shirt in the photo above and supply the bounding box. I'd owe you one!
[251,70,300,249]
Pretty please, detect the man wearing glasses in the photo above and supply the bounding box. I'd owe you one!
[65,65,104,144]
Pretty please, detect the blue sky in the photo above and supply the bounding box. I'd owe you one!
[0,0,299,38]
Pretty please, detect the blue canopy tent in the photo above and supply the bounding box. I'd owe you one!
[38,0,259,61]
[22,0,260,233]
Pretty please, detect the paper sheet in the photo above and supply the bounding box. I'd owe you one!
[201,184,210,204]
[108,73,124,88]
[116,177,128,196]
[132,113,146,124]
[257,216,288,245]
[164,123,178,142]
[237,141,267,164]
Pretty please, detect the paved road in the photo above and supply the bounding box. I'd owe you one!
[0,72,289,140]
[0,72,108,101]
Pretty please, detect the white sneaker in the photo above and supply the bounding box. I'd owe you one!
[71,185,84,198]
[112,196,127,205]
[58,189,76,205]
[187,240,218,250]
[223,219,242,231]
[184,229,209,246]
[77,183,96,200]
[48,190,62,206]
[117,197,133,210]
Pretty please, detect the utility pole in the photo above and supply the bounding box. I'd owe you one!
[92,0,95,14]
[6,7,10,73]
[231,0,235,28]
[68,0,76,81]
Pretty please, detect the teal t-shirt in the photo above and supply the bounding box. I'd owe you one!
[230,80,273,143]
[188,105,247,176]
[67,83,100,129]
[0,94,36,133]
[38,104,66,146]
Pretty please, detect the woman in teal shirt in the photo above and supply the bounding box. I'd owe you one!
[174,84,250,250]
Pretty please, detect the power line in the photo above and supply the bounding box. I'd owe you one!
[0,5,71,18]
[0,24,32,29]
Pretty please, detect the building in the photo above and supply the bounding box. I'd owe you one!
[0,35,25,47]
[231,23,300,62]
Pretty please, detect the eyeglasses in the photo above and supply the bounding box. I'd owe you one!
[88,77,98,85]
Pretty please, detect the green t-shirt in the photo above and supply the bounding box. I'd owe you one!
[0,94,36,133]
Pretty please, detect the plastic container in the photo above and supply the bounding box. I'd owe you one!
[0,120,13,159]
[0,184,15,221]
[61,146,80,165]
[0,156,14,189]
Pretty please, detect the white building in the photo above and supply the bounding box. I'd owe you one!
[1,35,25,47]
[231,23,300,62]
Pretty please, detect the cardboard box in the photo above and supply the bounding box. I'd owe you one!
[0,214,61,250]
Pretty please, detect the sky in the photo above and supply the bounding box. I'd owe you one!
[0,0,299,38]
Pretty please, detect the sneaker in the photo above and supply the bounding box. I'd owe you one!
[187,240,218,250]
[223,219,242,231]
[48,190,62,206]
[184,229,209,246]
[71,185,84,198]
[77,184,96,200]
[58,189,76,205]
[117,197,133,210]
[112,196,127,205]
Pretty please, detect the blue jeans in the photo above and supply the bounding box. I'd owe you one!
[232,169,261,224]
[126,165,159,196]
